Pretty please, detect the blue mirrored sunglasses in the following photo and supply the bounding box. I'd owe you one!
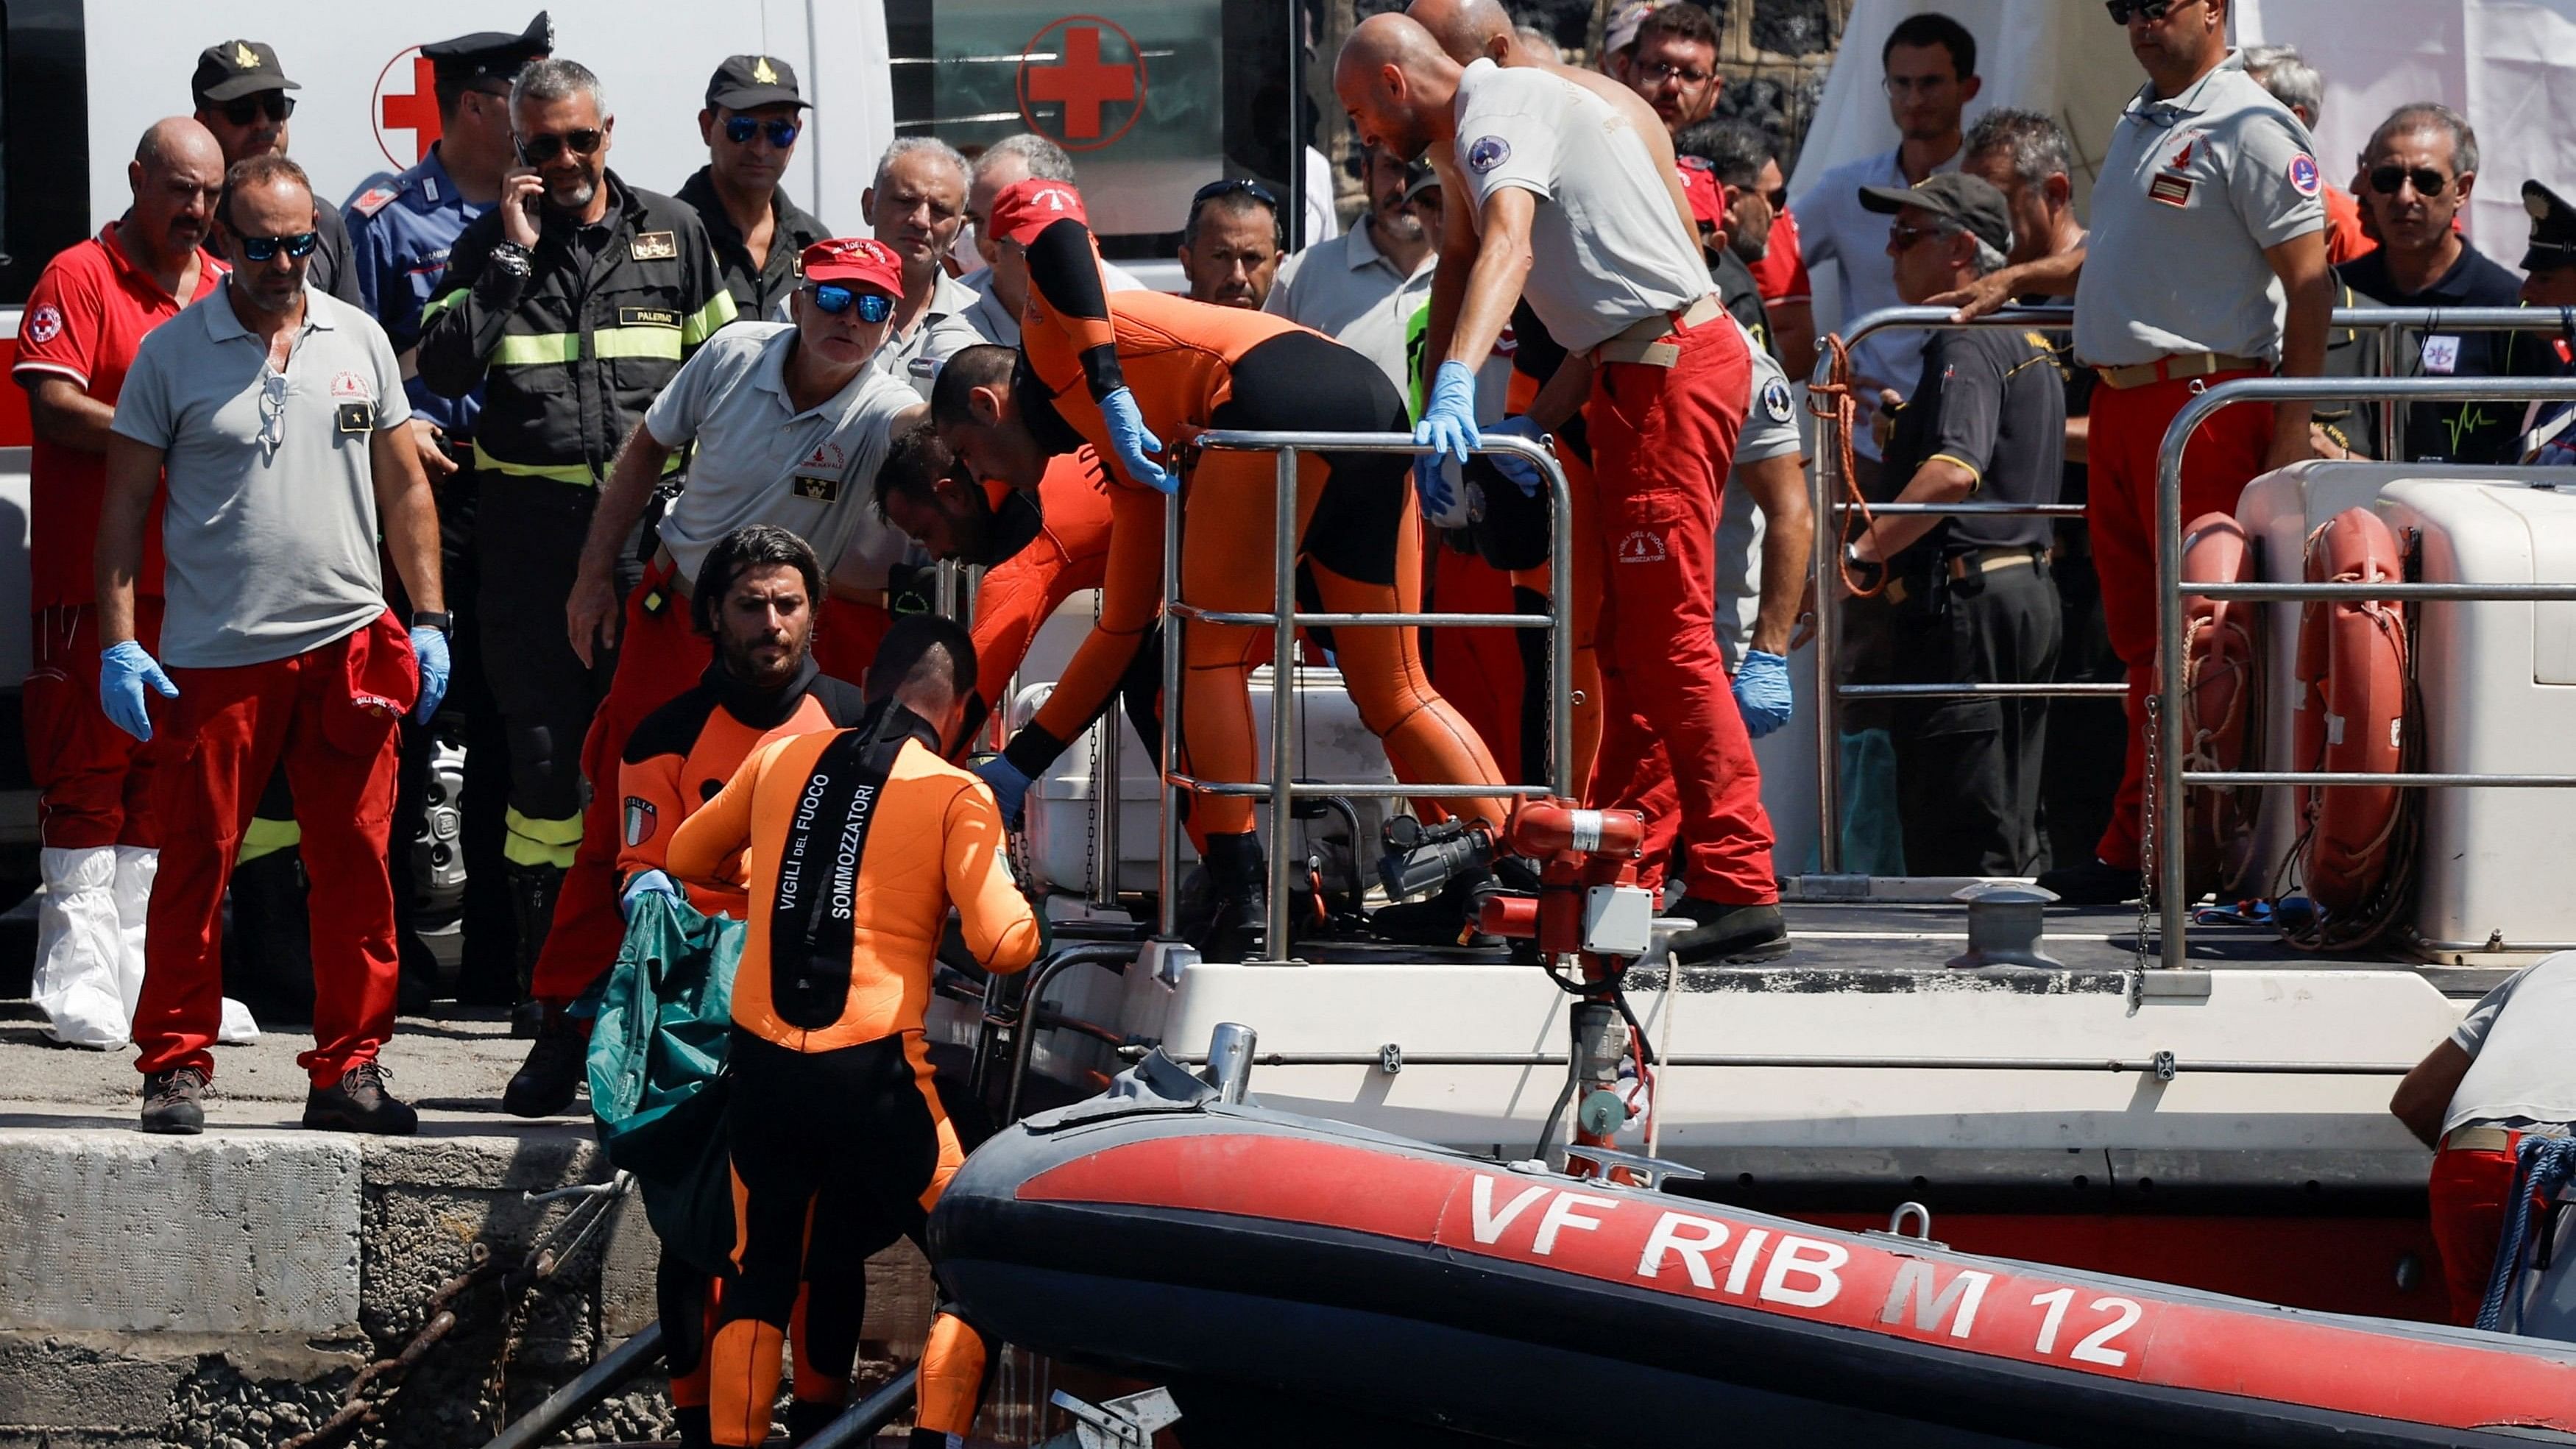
[237,231,319,263]
[810,283,894,323]
[725,116,802,148]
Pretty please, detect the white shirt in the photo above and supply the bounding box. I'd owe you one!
[2444,952,2576,1136]
[643,322,919,589]
[1264,217,1437,396]
[952,259,1151,348]
[1448,59,1708,355]
[1303,146,1343,246]
[1795,144,1961,459]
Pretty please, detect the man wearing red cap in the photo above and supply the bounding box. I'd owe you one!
[931,176,1512,957]
[501,236,926,1117]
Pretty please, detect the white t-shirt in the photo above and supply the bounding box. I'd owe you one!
[2444,951,2576,1136]
[643,322,919,589]
[1448,59,1708,355]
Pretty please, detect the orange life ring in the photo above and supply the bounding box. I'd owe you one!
[2292,508,2408,916]
[2173,512,2262,901]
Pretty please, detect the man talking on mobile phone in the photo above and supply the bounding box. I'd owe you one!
[417,57,736,1056]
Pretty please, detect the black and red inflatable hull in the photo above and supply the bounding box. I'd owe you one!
[929,1067,2576,1448]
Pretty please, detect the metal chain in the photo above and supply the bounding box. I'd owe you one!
[2134,692,2161,971]
[281,1244,498,1449]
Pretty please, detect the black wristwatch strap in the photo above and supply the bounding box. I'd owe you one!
[411,610,454,632]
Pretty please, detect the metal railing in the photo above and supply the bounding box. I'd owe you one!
[1806,304,2576,876]
[2151,374,2576,969]
[1161,431,1579,958]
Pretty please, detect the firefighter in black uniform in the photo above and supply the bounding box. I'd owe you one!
[676,55,832,321]
[417,56,737,1037]
[1845,174,2063,876]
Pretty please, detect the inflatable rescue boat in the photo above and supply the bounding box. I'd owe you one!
[930,1055,2576,1449]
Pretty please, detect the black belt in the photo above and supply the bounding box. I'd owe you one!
[1886,545,2045,607]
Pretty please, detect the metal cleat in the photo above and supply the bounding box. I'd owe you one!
[1044,1386,1183,1449]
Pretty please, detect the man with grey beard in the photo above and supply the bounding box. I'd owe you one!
[1261,144,1440,396]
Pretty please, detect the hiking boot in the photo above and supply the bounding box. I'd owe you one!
[672,1405,712,1449]
[139,1066,209,1135]
[1665,899,1792,965]
[785,1398,844,1444]
[1194,832,1272,963]
[2035,857,2142,907]
[303,1061,420,1136]
[508,999,546,1039]
[503,1006,589,1119]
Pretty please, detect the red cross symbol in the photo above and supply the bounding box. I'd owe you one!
[372,49,445,168]
[1019,16,1147,152]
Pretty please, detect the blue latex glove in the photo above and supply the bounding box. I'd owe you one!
[411,626,451,723]
[976,754,1036,829]
[1413,452,1471,529]
[619,868,680,920]
[99,640,177,742]
[1099,386,1172,494]
[1732,649,1794,739]
[1414,360,1481,465]
[1484,415,1548,497]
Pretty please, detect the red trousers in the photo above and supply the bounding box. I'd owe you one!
[2086,372,2273,872]
[136,628,403,1086]
[530,567,891,1004]
[1584,315,1777,904]
[26,602,165,849]
[2429,1135,2528,1326]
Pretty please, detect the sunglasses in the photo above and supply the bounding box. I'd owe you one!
[809,283,894,323]
[2369,164,2455,199]
[2104,0,2184,21]
[723,116,801,149]
[517,128,604,166]
[217,92,294,126]
[236,230,319,262]
[1887,223,1942,251]
[1192,177,1281,210]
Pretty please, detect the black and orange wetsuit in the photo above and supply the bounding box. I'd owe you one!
[612,656,866,1434]
[1002,215,1510,840]
[969,447,1117,712]
[669,703,1041,1448]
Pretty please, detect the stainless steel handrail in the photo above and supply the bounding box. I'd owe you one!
[1807,303,2576,874]
[2152,374,2576,969]
[1158,431,1578,958]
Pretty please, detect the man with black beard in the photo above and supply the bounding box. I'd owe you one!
[1677,117,1786,361]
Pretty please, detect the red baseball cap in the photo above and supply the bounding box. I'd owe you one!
[799,237,903,296]
[1676,157,1724,230]
[987,177,1089,248]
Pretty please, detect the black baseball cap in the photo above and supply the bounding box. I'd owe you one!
[422,12,553,88]
[706,54,808,111]
[2522,180,2576,274]
[193,39,298,104]
[1859,172,2014,257]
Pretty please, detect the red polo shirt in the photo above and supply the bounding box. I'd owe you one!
[13,221,224,609]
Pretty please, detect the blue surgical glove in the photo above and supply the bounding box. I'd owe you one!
[1415,360,1481,466]
[1485,415,1548,497]
[976,754,1036,829]
[1413,452,1471,529]
[1732,649,1794,739]
[1099,386,1172,495]
[619,868,681,920]
[410,626,451,723]
[99,640,177,742]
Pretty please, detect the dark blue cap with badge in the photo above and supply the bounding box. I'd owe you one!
[707,54,809,111]
[422,12,553,87]
[192,40,297,104]
[2524,180,2576,275]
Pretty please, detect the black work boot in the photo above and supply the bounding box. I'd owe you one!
[2035,857,2143,907]
[503,1004,589,1118]
[504,862,565,1037]
[671,1405,713,1449]
[139,1066,210,1135]
[785,1399,845,1444]
[303,1061,420,1136]
[1195,832,1273,963]
[1664,898,1792,965]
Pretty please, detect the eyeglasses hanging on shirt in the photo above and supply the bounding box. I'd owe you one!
[517,128,605,166]
[257,369,290,454]
[724,116,802,149]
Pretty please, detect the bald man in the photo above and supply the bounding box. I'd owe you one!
[1338,15,1786,965]
[15,118,230,1048]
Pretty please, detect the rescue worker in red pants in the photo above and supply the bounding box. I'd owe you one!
[1338,14,1785,963]
[15,118,228,1049]
[2389,952,2576,1326]
[609,525,871,1448]
[1935,0,2332,905]
[668,614,1038,1449]
[504,238,924,1118]
[98,154,449,1134]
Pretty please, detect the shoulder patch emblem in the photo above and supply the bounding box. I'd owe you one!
[1761,376,1794,423]
[2288,155,2321,198]
[630,231,679,261]
[25,304,62,345]
[623,796,657,848]
[1466,135,1512,174]
[352,186,400,217]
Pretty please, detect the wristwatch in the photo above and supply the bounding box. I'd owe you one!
[489,242,534,278]
[411,610,453,634]
[1844,540,1884,590]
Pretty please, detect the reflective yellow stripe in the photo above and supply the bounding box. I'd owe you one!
[420,289,467,325]
[491,326,684,368]
[680,291,739,347]
[492,332,580,367]
[236,815,302,865]
[592,327,683,362]
[473,442,599,486]
[503,807,584,869]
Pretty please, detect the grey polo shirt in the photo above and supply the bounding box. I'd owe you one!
[1264,217,1437,396]
[1716,324,1804,667]
[2076,52,2326,369]
[112,281,411,670]
[643,322,919,590]
[2444,952,2576,1136]
[952,259,1151,348]
[873,270,988,399]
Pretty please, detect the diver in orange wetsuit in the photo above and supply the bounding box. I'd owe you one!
[930,177,1510,957]
[669,614,1040,1449]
